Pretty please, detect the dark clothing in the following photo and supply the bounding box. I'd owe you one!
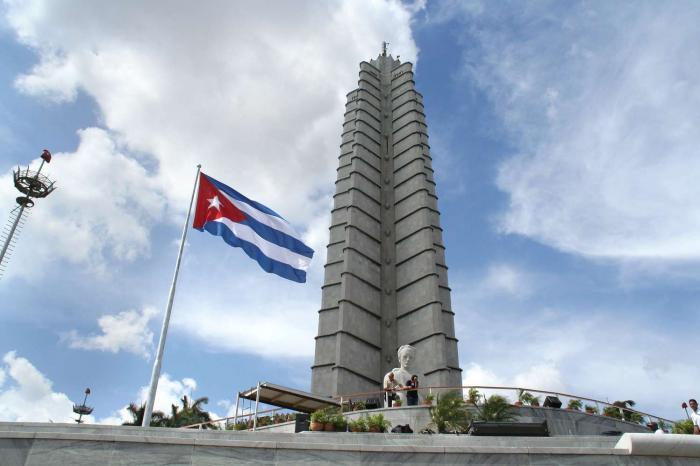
[406,379,419,406]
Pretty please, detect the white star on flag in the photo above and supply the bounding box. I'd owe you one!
[207,195,221,210]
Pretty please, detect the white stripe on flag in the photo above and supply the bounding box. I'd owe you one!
[219,191,301,240]
[214,217,311,271]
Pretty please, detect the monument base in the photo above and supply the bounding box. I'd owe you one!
[258,405,651,436]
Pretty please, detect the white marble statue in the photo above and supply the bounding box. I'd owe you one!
[383,344,418,406]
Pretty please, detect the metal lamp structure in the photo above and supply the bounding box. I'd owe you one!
[0,150,56,276]
[73,388,93,424]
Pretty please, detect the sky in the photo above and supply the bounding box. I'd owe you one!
[0,0,699,424]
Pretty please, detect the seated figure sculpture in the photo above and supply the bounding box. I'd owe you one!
[383,345,419,406]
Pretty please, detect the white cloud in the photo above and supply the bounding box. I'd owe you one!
[2,0,419,268]
[456,300,695,419]
[66,306,158,358]
[172,276,319,359]
[480,263,531,298]
[99,373,211,425]
[0,128,166,278]
[0,351,86,423]
[445,2,700,261]
[1,0,420,357]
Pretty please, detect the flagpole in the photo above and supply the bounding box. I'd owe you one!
[142,164,201,427]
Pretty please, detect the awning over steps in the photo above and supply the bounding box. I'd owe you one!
[238,382,340,413]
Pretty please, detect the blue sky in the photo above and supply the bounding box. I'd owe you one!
[1,0,699,424]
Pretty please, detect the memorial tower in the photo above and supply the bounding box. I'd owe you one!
[311,47,461,397]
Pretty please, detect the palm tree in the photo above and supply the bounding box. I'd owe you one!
[166,395,218,429]
[472,395,516,422]
[429,391,470,433]
[122,403,167,427]
[605,400,643,424]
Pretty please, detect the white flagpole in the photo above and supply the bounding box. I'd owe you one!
[142,164,201,427]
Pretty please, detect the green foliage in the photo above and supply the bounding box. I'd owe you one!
[567,399,583,411]
[348,416,368,432]
[429,391,471,433]
[351,400,366,411]
[473,395,516,422]
[122,396,219,429]
[517,390,540,406]
[424,393,435,403]
[366,413,391,432]
[166,396,219,429]
[122,403,167,427]
[332,413,347,430]
[226,421,248,430]
[467,388,481,404]
[672,419,694,434]
[311,406,339,424]
[603,406,622,419]
[584,404,599,414]
[605,400,643,424]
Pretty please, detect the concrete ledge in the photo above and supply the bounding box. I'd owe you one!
[3,423,700,465]
[616,433,700,457]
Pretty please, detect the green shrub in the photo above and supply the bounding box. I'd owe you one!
[348,417,368,432]
[567,399,583,411]
[429,391,470,433]
[474,395,516,422]
[672,419,694,434]
[366,413,391,432]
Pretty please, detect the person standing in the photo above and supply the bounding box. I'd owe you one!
[689,399,700,434]
[384,372,401,408]
[406,375,419,406]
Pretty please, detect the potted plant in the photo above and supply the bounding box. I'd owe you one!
[517,390,540,407]
[393,399,402,407]
[423,394,435,406]
[367,413,391,433]
[567,399,583,411]
[310,410,326,431]
[603,406,621,419]
[348,417,367,432]
[584,404,598,415]
[324,416,336,431]
[333,413,347,432]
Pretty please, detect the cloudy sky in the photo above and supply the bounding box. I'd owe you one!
[1,0,698,424]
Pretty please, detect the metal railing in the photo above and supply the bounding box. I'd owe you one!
[181,384,677,431]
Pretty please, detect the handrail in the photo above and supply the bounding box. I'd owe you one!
[180,406,288,429]
[181,384,677,430]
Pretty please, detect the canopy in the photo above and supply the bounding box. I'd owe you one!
[238,382,340,413]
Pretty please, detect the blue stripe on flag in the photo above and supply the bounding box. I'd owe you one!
[206,174,284,219]
[200,220,307,283]
[240,215,314,259]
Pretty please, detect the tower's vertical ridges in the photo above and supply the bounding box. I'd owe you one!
[311,54,461,397]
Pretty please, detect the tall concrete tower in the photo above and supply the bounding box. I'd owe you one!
[311,49,461,397]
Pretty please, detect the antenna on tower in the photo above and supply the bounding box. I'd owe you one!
[0,149,56,278]
[382,41,389,56]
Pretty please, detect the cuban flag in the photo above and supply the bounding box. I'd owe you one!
[192,173,314,283]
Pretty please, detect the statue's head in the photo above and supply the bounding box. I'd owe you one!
[397,345,416,370]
